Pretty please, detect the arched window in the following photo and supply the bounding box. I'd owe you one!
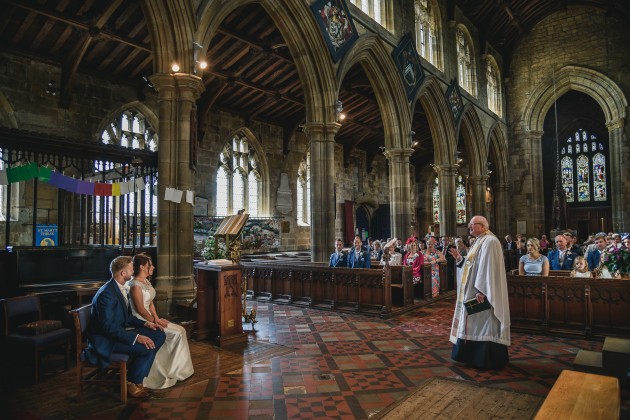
[414,0,442,70]
[101,111,157,151]
[215,134,261,216]
[297,153,310,226]
[456,27,476,96]
[456,175,467,224]
[432,174,467,224]
[559,128,608,205]
[432,177,440,223]
[486,57,502,117]
[349,0,389,29]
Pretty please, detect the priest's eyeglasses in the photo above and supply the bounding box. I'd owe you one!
[468,222,482,228]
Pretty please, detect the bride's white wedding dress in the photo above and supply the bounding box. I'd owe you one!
[127,278,194,389]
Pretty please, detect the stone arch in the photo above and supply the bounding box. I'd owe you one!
[487,122,508,184]
[227,127,271,216]
[0,91,17,128]
[458,104,486,177]
[413,76,457,165]
[196,0,338,124]
[524,65,627,131]
[336,33,411,149]
[94,101,159,143]
[140,0,197,74]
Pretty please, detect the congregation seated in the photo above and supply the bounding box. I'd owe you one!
[518,237,549,276]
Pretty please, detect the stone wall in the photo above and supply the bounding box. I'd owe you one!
[507,6,630,235]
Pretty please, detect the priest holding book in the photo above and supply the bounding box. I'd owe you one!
[448,216,510,370]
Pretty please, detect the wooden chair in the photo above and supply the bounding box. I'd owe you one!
[0,295,72,383]
[69,304,129,404]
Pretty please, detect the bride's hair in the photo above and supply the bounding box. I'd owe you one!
[132,252,152,277]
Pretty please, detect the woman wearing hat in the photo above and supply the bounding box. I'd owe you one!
[381,238,402,266]
[423,237,446,298]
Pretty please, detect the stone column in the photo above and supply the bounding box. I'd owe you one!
[494,182,510,237]
[607,119,627,232]
[527,130,545,232]
[469,175,489,217]
[384,147,413,240]
[433,164,458,236]
[304,122,340,262]
[150,73,205,314]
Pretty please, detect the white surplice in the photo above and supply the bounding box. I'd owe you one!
[449,231,511,346]
[127,279,194,389]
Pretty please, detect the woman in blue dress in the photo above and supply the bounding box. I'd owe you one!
[518,237,549,276]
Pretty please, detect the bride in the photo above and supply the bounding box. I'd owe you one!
[127,253,194,389]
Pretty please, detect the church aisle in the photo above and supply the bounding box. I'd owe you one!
[3,297,626,419]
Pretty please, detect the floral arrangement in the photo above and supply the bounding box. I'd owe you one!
[600,246,630,276]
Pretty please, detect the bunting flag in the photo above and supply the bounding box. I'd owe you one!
[1,162,192,205]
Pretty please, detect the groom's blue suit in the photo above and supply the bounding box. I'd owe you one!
[85,279,166,384]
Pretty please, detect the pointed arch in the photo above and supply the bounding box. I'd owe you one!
[197,0,338,124]
[458,105,486,177]
[487,122,508,184]
[524,66,627,131]
[94,101,159,143]
[413,76,457,165]
[140,0,197,74]
[336,33,412,149]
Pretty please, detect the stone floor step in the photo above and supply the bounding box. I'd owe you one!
[602,337,630,386]
[573,349,603,374]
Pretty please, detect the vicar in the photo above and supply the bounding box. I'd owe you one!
[448,216,510,370]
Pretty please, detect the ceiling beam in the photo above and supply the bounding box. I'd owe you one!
[7,0,151,52]
[216,26,293,66]
[58,0,124,107]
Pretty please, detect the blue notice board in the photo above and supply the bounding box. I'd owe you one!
[36,224,58,246]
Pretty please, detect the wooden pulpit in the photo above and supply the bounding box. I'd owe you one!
[193,213,249,346]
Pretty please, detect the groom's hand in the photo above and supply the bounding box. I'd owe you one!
[137,335,156,349]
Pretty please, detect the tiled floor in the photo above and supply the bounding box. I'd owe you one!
[118,295,621,419]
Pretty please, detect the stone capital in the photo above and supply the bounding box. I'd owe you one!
[303,121,341,140]
[431,163,459,176]
[149,73,205,101]
[606,118,625,130]
[383,147,413,162]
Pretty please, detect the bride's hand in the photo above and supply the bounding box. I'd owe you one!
[157,318,169,328]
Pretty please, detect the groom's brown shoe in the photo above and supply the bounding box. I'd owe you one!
[127,382,149,398]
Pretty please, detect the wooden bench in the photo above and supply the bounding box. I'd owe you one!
[535,370,619,419]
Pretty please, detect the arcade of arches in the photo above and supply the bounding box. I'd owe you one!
[0,0,628,312]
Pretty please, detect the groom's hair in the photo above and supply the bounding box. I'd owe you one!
[110,256,132,275]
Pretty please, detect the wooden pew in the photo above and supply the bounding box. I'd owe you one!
[507,274,630,337]
[534,370,619,419]
[241,262,448,318]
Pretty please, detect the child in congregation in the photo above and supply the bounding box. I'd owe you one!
[570,256,592,278]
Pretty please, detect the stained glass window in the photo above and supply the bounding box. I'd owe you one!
[593,153,607,201]
[576,155,589,202]
[297,153,310,226]
[456,175,466,224]
[432,177,440,223]
[559,128,607,206]
[215,134,261,216]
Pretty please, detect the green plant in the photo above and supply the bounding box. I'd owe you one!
[601,246,630,276]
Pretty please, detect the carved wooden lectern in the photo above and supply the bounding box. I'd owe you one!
[193,213,249,346]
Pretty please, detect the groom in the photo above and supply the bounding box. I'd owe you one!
[84,256,166,398]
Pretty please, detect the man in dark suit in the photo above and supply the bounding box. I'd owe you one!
[504,235,516,250]
[347,235,371,268]
[85,256,166,398]
[329,238,347,267]
[548,234,578,270]
[586,232,607,271]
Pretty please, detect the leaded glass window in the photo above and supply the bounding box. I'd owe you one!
[350,0,388,29]
[432,177,440,223]
[297,153,310,226]
[415,0,441,69]
[559,128,608,206]
[456,175,466,224]
[215,134,261,216]
[486,57,502,117]
[456,27,476,96]
[593,153,607,201]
